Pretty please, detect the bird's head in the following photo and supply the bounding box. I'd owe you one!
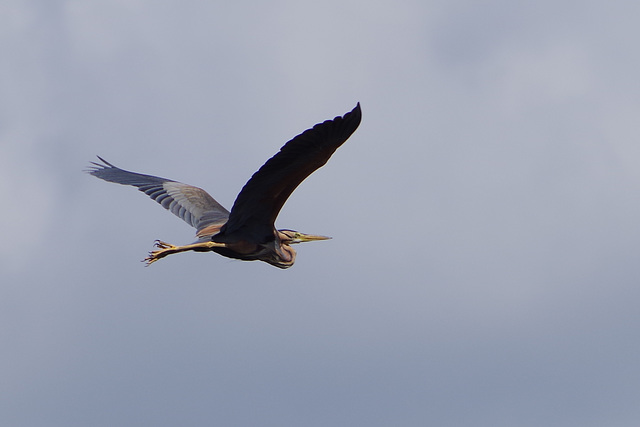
[277,229,332,245]
[263,230,331,269]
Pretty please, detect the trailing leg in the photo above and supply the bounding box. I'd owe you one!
[143,240,225,266]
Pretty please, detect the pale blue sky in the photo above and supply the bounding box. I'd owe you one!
[2,1,640,426]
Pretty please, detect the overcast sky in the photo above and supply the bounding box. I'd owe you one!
[2,1,640,426]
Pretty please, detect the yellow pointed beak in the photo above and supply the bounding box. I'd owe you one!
[291,233,332,244]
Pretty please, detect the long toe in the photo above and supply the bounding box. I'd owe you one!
[153,240,175,249]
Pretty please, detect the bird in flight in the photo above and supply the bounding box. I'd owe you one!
[88,103,361,268]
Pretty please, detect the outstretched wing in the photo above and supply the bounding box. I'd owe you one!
[87,157,230,232]
[220,103,361,240]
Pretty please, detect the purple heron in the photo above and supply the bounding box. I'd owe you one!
[88,103,361,268]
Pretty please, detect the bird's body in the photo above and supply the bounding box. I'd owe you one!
[88,103,361,268]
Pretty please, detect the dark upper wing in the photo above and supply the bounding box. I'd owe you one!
[219,103,361,240]
[87,157,230,231]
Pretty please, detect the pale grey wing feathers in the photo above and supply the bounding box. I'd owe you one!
[87,157,229,231]
[161,182,230,228]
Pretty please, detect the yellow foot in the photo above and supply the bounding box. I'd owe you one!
[153,240,177,250]
[143,240,178,266]
[142,239,227,266]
